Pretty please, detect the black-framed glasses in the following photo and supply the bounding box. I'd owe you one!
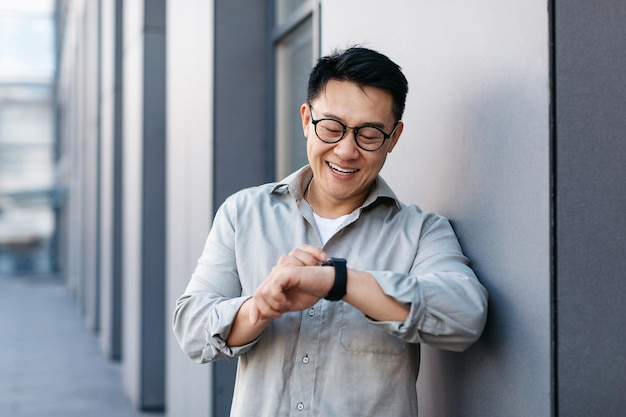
[308,105,399,152]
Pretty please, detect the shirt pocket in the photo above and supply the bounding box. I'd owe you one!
[339,303,407,355]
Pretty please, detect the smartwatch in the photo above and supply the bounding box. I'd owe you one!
[320,257,347,301]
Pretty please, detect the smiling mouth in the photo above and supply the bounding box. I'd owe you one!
[327,162,359,175]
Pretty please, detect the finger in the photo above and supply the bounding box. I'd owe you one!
[277,253,301,267]
[298,244,325,254]
[299,244,328,262]
[289,246,327,266]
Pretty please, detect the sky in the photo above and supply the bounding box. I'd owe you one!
[0,0,54,14]
[0,0,55,81]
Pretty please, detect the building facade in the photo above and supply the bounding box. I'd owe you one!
[0,2,57,275]
[54,0,626,416]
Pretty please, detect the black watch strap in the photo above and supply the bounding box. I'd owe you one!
[321,257,347,301]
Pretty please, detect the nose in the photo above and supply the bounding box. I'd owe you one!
[333,128,360,159]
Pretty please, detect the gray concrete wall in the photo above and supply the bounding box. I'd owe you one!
[322,1,551,415]
[165,0,214,415]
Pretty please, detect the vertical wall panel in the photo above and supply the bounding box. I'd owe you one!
[55,0,102,347]
[83,0,101,334]
[98,0,124,360]
[321,1,551,416]
[64,1,85,302]
[212,1,272,415]
[121,0,166,410]
[165,1,214,415]
[121,28,143,405]
[99,0,115,356]
[555,2,626,415]
[214,0,273,205]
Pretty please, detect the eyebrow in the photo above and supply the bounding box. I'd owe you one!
[319,110,388,130]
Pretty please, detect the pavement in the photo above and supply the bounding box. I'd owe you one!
[0,273,164,417]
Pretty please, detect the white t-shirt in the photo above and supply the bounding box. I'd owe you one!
[313,212,350,245]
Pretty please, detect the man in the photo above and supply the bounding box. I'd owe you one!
[173,47,488,416]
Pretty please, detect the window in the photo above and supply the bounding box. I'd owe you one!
[273,0,319,179]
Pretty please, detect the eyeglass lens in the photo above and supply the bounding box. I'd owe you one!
[315,119,385,150]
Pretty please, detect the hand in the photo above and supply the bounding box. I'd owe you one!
[249,245,333,324]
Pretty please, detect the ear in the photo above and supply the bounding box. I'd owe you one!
[386,121,403,153]
[300,103,310,138]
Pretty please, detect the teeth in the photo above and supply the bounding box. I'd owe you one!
[328,162,358,174]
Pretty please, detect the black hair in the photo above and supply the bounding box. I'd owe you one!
[307,46,409,122]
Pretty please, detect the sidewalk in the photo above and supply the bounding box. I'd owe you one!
[0,273,163,417]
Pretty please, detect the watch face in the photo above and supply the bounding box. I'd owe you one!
[320,257,346,266]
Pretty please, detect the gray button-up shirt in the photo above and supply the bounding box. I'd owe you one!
[173,166,488,417]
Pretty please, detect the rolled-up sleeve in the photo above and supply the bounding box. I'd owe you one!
[367,216,488,352]
[172,200,261,363]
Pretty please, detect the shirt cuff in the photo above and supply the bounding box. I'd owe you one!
[204,296,261,360]
[365,271,427,343]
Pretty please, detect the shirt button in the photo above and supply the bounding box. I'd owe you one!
[308,308,315,316]
[297,402,304,411]
[302,355,310,364]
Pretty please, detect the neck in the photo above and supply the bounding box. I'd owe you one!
[305,177,365,219]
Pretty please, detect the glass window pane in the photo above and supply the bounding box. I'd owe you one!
[275,17,313,179]
[275,0,308,26]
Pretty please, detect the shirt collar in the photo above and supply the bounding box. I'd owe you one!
[271,165,401,210]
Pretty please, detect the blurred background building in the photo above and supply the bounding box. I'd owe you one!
[0,0,57,275]
[2,0,625,416]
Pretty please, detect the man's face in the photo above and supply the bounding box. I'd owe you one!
[300,79,403,212]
